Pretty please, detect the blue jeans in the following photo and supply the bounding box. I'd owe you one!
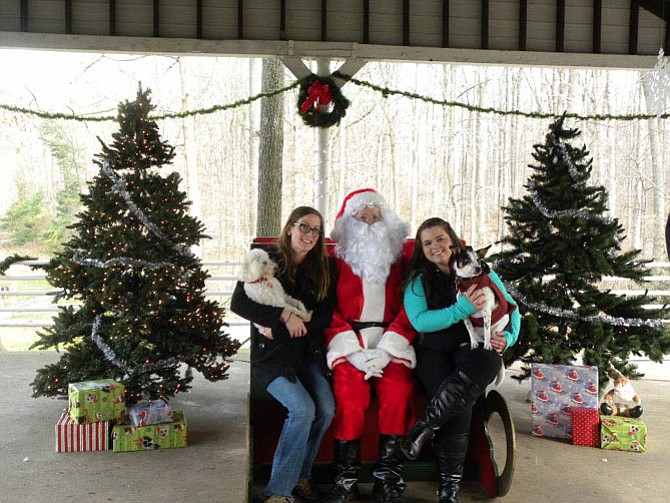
[265,359,335,498]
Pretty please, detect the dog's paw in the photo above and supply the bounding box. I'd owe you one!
[483,342,493,351]
[470,341,479,350]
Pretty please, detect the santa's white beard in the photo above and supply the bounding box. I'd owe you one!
[335,218,407,283]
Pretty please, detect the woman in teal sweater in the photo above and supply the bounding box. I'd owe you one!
[400,217,519,503]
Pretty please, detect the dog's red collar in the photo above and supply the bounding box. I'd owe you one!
[247,278,268,285]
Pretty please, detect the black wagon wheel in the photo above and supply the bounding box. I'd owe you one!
[484,389,517,497]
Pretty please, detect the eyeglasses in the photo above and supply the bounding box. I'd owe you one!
[354,213,382,224]
[293,222,323,236]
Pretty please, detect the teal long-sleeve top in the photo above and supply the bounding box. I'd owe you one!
[403,269,520,352]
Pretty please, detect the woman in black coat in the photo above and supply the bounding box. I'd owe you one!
[231,206,336,503]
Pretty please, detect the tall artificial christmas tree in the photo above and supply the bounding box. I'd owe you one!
[30,87,240,403]
[493,114,670,388]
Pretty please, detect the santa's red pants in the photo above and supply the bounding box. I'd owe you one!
[331,360,415,440]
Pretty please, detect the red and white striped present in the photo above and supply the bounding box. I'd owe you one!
[55,411,111,452]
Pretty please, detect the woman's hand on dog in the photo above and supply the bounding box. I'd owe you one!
[464,284,487,310]
[282,310,308,338]
[491,332,507,354]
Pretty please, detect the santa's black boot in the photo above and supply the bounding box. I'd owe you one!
[434,432,469,503]
[371,434,406,503]
[400,371,483,461]
[323,439,361,503]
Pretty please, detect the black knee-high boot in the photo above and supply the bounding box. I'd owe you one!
[434,432,469,503]
[323,439,361,503]
[371,435,406,503]
[400,371,482,461]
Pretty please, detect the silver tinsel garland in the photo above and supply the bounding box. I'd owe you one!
[504,282,668,328]
[91,313,180,374]
[102,163,191,257]
[72,250,172,271]
[81,163,198,372]
[527,180,616,225]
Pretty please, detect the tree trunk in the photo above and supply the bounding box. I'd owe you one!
[642,79,666,256]
[178,57,202,256]
[256,58,284,237]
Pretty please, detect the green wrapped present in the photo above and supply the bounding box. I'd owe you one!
[600,415,647,453]
[112,411,188,452]
[68,379,125,424]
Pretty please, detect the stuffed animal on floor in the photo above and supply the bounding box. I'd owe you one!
[600,362,643,418]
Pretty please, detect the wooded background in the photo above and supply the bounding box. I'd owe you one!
[0,50,667,262]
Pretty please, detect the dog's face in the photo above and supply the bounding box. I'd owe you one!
[452,245,492,279]
[239,249,277,283]
[452,246,483,279]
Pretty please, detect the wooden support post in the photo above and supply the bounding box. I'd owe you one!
[280,57,367,225]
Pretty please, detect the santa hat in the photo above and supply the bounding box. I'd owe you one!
[334,188,386,223]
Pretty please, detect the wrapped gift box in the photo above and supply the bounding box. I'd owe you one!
[601,415,647,453]
[571,408,600,447]
[112,411,188,452]
[530,363,598,439]
[68,379,125,424]
[128,399,174,427]
[55,411,111,452]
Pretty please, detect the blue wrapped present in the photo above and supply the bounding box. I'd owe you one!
[530,363,599,439]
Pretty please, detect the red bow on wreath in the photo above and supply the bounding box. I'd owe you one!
[300,81,332,113]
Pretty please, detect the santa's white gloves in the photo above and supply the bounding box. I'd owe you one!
[345,348,392,380]
[365,348,392,375]
[346,351,368,373]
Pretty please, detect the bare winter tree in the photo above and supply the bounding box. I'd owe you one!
[256,58,284,236]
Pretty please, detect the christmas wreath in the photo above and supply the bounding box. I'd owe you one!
[297,74,349,128]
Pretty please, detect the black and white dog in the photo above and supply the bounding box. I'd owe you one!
[452,245,515,351]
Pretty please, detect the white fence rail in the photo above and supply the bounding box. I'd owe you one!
[1,261,668,341]
[0,260,249,330]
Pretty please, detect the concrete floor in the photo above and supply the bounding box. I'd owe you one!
[1,350,669,503]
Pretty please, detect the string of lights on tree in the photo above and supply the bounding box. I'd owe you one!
[2,69,670,126]
[27,87,240,402]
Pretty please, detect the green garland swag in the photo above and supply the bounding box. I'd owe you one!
[297,74,349,128]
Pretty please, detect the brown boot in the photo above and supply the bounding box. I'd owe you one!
[293,478,322,501]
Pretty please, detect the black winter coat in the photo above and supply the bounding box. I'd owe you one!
[230,250,336,392]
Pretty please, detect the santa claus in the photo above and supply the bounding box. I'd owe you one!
[323,188,416,503]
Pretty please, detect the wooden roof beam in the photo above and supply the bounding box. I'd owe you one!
[630,0,640,55]
[639,0,670,22]
[109,0,116,36]
[153,0,159,38]
[65,0,73,34]
[556,0,565,52]
[20,0,27,32]
[321,0,327,42]
[482,0,489,50]
[593,0,602,53]
[519,0,527,51]
[443,0,450,48]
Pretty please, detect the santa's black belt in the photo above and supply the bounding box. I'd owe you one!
[351,322,389,332]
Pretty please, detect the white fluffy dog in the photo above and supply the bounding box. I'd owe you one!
[238,248,312,321]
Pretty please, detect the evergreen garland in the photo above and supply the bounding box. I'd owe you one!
[3,74,669,124]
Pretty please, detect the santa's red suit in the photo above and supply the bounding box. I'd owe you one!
[325,190,417,441]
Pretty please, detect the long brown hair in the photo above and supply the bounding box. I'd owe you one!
[403,217,464,299]
[276,206,331,301]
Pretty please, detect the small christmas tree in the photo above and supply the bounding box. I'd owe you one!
[493,114,670,389]
[30,87,240,403]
